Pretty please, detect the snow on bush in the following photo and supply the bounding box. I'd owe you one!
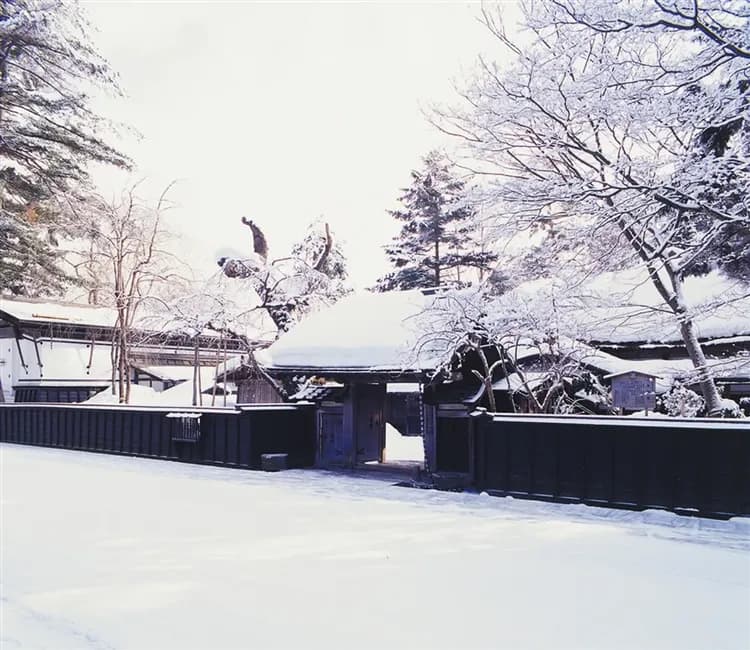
[659,383,705,418]
[717,398,745,419]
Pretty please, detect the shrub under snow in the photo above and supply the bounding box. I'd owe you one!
[659,383,705,418]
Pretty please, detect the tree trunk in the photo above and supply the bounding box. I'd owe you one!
[222,334,228,407]
[211,336,220,407]
[472,346,496,412]
[117,324,126,403]
[666,265,723,415]
[434,239,440,287]
[192,339,199,407]
[313,222,333,272]
[618,221,724,416]
[123,324,131,404]
[679,319,723,415]
[197,341,203,406]
[0,375,5,403]
[110,329,118,397]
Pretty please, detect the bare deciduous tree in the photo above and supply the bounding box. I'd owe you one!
[60,184,180,403]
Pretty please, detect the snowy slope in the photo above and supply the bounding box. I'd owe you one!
[2,444,748,650]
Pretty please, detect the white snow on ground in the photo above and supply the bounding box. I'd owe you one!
[2,444,749,650]
[384,423,424,462]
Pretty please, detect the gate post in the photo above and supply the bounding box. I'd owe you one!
[470,408,491,490]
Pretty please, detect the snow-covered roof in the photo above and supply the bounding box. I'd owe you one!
[261,289,442,372]
[506,268,750,344]
[492,372,549,393]
[572,349,749,393]
[82,381,236,407]
[603,370,661,380]
[13,340,114,384]
[156,379,236,407]
[82,384,157,405]
[136,365,215,384]
[0,297,116,328]
[0,287,274,345]
[499,338,750,393]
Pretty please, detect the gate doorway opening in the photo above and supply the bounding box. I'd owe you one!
[315,383,424,473]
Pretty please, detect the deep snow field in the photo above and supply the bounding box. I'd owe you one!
[1,443,748,650]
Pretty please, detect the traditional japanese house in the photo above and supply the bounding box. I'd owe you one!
[0,297,246,403]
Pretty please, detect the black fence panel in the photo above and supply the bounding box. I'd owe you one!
[0,404,316,472]
[246,408,317,469]
[435,417,471,473]
[556,424,586,500]
[472,413,750,518]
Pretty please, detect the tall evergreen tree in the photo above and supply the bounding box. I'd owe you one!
[375,151,497,292]
[680,81,750,282]
[0,0,130,296]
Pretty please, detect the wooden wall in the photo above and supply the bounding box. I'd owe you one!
[0,403,316,470]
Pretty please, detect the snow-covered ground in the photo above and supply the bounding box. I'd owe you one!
[2,444,749,650]
[384,423,424,462]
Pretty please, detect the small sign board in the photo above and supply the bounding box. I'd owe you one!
[166,412,202,443]
[608,371,657,411]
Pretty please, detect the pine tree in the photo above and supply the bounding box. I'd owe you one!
[680,81,750,282]
[0,0,130,296]
[375,151,496,292]
[291,219,350,294]
[0,199,68,296]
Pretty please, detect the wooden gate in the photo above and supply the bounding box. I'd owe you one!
[318,407,347,467]
[354,383,386,464]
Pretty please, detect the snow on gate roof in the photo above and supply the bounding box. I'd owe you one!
[261,289,443,372]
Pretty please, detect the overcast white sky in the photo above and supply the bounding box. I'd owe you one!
[83,1,518,288]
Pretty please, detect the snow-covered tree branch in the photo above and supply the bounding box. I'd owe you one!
[58,184,181,403]
[433,0,750,415]
[218,218,352,336]
[0,0,131,296]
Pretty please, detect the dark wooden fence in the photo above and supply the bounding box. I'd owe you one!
[470,412,750,518]
[0,403,316,470]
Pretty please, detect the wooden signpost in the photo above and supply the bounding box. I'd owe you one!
[605,370,659,414]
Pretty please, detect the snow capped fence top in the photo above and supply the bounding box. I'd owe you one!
[259,289,445,372]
